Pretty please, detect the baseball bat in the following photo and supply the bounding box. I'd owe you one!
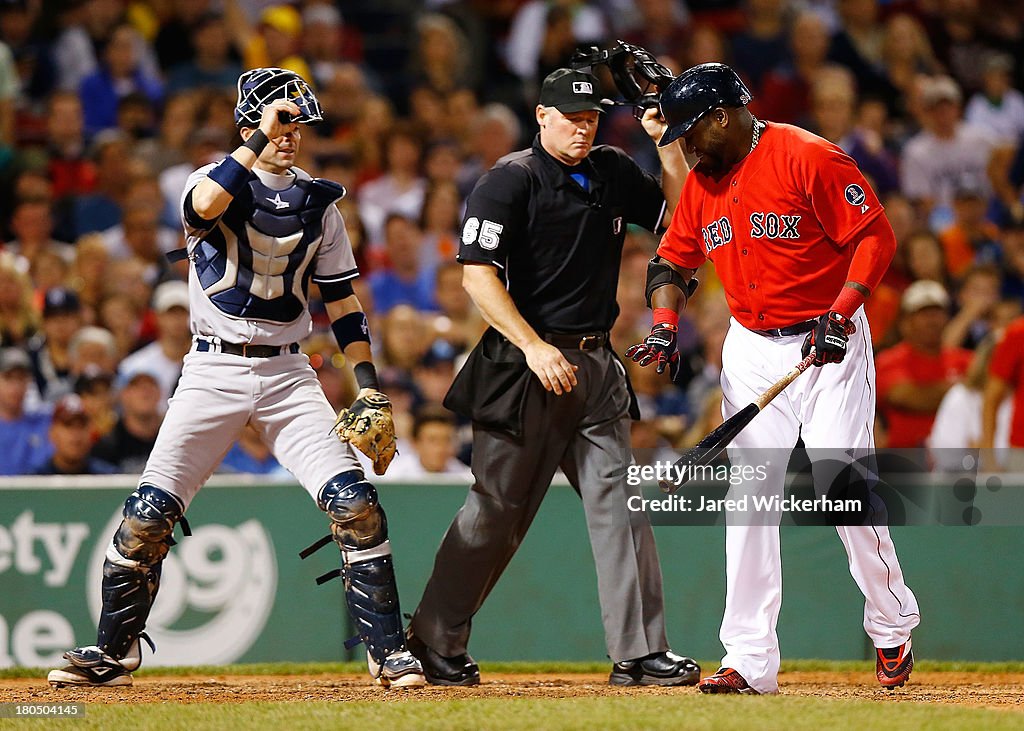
[658,353,816,494]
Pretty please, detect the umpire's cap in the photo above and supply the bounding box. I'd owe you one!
[234,67,323,128]
[539,69,606,114]
[658,63,752,146]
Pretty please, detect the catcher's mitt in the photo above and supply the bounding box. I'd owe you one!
[333,389,397,475]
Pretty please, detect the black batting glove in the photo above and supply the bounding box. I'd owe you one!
[625,323,679,376]
[801,311,857,367]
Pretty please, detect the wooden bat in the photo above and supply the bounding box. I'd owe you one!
[658,353,816,494]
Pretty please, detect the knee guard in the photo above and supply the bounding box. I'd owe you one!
[98,485,187,660]
[114,484,187,564]
[318,470,388,551]
[301,472,405,667]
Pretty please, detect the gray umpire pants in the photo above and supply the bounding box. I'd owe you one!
[411,346,670,662]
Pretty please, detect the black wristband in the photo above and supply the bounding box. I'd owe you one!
[353,362,380,391]
[243,129,270,156]
[331,311,370,350]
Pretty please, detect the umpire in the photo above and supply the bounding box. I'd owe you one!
[407,68,698,686]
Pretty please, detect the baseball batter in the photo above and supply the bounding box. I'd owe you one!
[48,68,424,689]
[627,64,920,694]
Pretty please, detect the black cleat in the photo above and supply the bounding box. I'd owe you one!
[406,631,480,686]
[609,651,701,687]
[48,647,133,688]
[366,650,426,688]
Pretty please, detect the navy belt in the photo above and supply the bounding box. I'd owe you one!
[752,318,819,338]
[194,338,300,357]
[543,331,608,350]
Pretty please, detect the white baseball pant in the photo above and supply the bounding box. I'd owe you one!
[718,308,920,694]
[141,348,360,508]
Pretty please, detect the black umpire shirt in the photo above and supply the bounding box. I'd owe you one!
[457,135,665,334]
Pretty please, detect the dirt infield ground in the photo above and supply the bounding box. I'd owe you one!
[2,671,1022,710]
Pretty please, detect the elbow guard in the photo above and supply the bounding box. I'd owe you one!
[645,256,698,308]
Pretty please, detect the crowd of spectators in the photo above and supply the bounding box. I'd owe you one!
[2,0,1024,477]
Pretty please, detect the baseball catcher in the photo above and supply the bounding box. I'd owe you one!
[48,68,424,689]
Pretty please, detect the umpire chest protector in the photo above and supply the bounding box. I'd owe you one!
[192,174,344,322]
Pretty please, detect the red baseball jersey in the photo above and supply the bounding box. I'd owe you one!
[989,317,1024,447]
[658,123,884,329]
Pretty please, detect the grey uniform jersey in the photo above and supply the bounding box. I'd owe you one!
[179,164,358,345]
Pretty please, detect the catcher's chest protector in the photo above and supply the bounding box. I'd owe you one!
[192,176,344,322]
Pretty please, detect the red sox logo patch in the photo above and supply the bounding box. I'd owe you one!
[845,184,870,213]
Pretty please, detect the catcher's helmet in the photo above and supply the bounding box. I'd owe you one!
[657,63,752,147]
[234,67,323,128]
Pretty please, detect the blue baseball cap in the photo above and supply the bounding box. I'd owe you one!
[43,287,81,317]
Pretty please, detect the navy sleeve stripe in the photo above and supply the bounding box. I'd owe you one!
[312,268,359,283]
[183,188,219,230]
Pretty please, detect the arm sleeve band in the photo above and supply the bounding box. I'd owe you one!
[242,129,270,156]
[182,189,218,230]
[645,256,699,308]
[830,286,866,319]
[353,362,380,391]
[318,279,355,301]
[653,307,679,328]
[331,311,371,351]
[206,156,251,198]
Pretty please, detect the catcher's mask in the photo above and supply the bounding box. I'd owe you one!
[234,67,324,128]
[570,41,675,120]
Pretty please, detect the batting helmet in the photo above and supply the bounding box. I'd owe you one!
[234,67,324,128]
[657,63,752,147]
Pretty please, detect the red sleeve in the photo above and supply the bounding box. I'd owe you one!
[990,324,1024,383]
[874,346,909,401]
[656,183,706,269]
[802,140,884,247]
[846,215,897,293]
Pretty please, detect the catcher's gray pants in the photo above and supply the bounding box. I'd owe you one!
[140,348,361,508]
[412,347,669,663]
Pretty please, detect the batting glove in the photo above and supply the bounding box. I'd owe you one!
[625,322,679,376]
[801,311,857,367]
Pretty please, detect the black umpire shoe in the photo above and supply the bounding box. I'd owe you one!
[406,631,481,686]
[609,651,701,687]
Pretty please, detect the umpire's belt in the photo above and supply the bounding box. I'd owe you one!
[751,318,819,338]
[542,331,608,351]
[193,337,300,357]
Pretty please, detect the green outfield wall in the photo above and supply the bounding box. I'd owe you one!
[1,477,1021,668]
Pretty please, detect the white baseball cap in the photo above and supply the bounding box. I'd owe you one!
[152,281,190,313]
[922,76,961,107]
[902,280,950,313]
